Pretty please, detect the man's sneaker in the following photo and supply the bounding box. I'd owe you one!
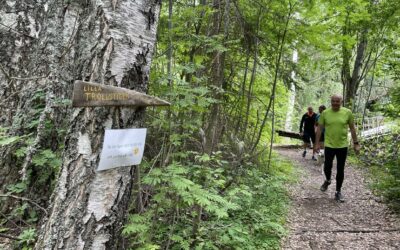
[335,192,345,203]
[312,156,317,161]
[320,180,331,191]
[302,151,306,158]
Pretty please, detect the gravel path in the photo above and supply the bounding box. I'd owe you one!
[276,145,400,250]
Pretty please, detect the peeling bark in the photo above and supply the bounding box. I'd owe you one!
[0,0,65,209]
[23,1,162,249]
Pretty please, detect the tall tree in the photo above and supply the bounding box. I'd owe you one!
[341,10,369,108]
[205,0,231,153]
[285,49,298,131]
[33,1,161,249]
[0,0,69,220]
[335,0,398,108]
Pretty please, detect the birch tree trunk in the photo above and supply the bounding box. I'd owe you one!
[0,0,67,213]
[32,0,161,249]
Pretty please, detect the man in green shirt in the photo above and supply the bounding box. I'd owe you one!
[314,94,360,202]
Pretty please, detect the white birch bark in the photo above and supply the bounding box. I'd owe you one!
[0,1,65,210]
[32,1,161,249]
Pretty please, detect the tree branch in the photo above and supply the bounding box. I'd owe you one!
[0,193,48,215]
[0,233,19,241]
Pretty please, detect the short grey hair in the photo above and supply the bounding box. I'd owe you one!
[331,94,343,100]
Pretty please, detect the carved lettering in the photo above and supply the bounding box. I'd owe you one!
[72,80,170,107]
[81,92,131,101]
[84,85,102,92]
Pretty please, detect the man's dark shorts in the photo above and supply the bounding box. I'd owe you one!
[303,131,316,144]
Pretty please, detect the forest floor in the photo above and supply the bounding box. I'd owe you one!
[276,145,400,250]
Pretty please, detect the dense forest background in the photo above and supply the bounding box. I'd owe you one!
[0,0,399,249]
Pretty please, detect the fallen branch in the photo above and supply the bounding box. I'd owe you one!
[0,193,47,215]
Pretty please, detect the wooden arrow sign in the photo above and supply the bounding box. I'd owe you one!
[72,80,170,107]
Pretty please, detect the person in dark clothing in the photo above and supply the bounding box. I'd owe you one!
[300,106,317,160]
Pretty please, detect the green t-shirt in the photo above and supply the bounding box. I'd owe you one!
[319,107,354,148]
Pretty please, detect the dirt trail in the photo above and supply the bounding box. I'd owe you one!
[276,146,400,250]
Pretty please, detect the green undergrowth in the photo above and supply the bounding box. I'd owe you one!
[351,155,400,212]
[123,153,297,250]
[349,132,400,213]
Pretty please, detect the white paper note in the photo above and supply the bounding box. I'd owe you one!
[97,128,147,171]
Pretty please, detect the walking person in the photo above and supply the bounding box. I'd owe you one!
[300,106,317,160]
[315,105,326,164]
[314,95,360,202]
[315,105,326,148]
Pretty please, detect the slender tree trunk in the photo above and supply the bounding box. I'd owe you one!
[232,0,250,135]
[341,11,369,109]
[167,0,173,87]
[251,4,292,153]
[205,0,230,154]
[184,0,207,84]
[234,51,250,134]
[284,49,298,131]
[242,37,258,139]
[362,50,379,126]
[341,12,352,106]
[241,7,262,140]
[345,29,368,109]
[267,91,275,169]
[35,1,161,249]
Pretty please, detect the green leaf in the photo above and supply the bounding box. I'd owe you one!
[196,154,211,163]
[7,182,27,194]
[18,228,36,245]
[15,147,28,158]
[0,136,21,146]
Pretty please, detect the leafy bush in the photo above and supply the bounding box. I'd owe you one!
[359,130,400,211]
[123,154,295,249]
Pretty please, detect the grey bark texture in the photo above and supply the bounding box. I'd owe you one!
[0,0,64,213]
[0,0,160,249]
[34,0,161,249]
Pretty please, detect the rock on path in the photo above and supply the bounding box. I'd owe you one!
[276,146,400,250]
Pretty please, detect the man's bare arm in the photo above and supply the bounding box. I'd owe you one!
[314,124,324,152]
[349,122,361,153]
[349,122,358,143]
